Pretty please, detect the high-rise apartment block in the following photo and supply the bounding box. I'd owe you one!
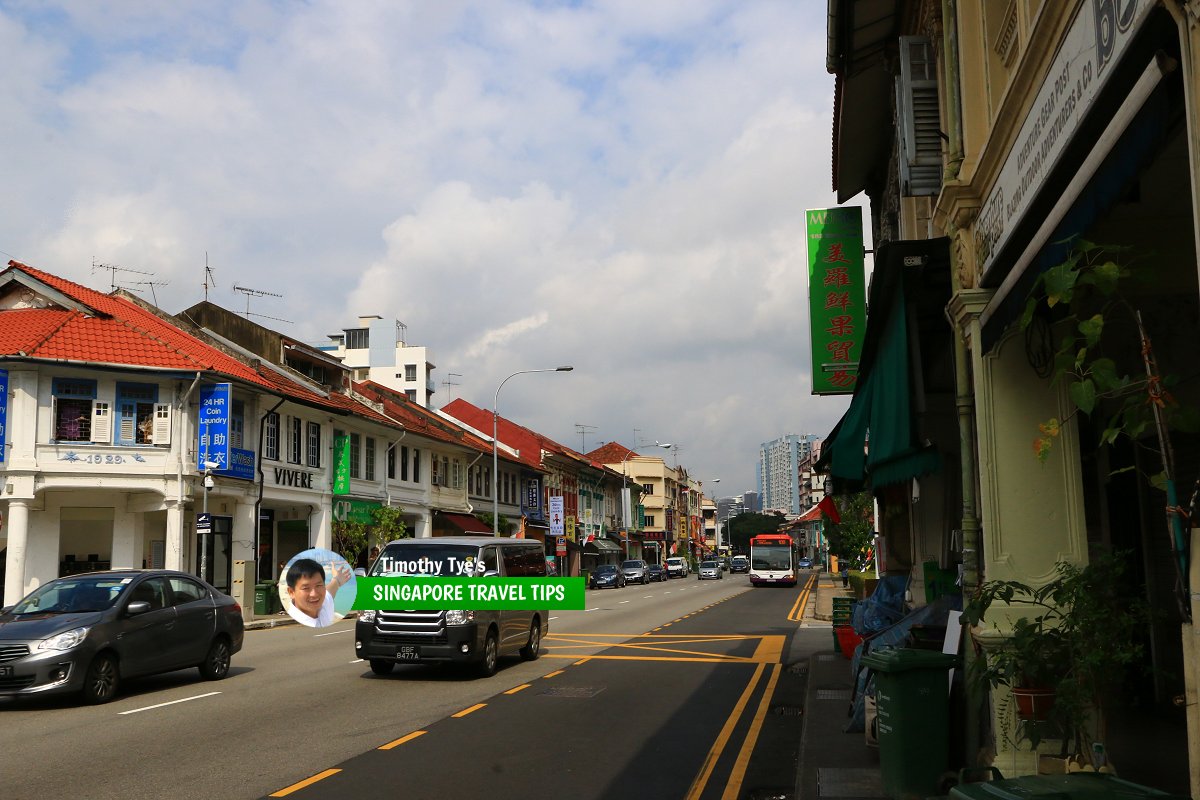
[757,434,819,515]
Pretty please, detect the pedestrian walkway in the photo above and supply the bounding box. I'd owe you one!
[797,571,886,800]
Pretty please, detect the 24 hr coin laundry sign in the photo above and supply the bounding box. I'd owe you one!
[197,383,231,469]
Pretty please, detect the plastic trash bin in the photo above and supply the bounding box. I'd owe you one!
[253,582,270,616]
[949,769,1190,800]
[860,647,959,799]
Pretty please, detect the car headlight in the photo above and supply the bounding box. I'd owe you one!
[445,610,475,625]
[38,626,89,651]
[359,610,377,623]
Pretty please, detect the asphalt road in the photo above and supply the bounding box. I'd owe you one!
[0,571,827,800]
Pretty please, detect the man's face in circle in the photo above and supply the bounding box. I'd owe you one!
[288,572,327,618]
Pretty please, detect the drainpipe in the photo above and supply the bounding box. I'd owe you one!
[384,431,407,509]
[941,0,964,179]
[176,373,202,568]
[463,451,484,514]
[254,397,287,580]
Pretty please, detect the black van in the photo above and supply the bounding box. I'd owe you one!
[354,537,549,678]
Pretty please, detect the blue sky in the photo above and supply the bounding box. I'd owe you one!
[0,0,860,497]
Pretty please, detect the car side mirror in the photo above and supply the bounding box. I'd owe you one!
[353,568,366,577]
[483,570,499,578]
[126,600,151,616]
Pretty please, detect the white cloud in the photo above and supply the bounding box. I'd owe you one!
[0,0,857,493]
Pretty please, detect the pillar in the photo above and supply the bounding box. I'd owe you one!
[3,499,30,606]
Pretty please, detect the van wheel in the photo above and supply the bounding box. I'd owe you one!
[476,629,499,677]
[370,659,394,676]
[82,653,119,704]
[520,619,542,661]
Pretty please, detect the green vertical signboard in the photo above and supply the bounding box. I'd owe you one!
[333,434,351,495]
[807,206,867,395]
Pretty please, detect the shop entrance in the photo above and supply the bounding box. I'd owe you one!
[196,514,233,592]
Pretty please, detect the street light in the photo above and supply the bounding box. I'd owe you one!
[493,366,573,535]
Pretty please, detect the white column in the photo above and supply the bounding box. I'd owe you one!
[413,510,433,539]
[165,500,186,572]
[311,502,332,550]
[3,499,31,606]
[111,506,143,569]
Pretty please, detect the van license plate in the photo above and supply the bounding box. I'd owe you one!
[0,666,12,677]
[397,646,419,661]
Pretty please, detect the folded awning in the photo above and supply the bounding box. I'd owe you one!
[585,538,621,553]
[818,238,948,489]
[434,512,492,535]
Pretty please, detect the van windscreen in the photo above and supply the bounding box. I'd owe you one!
[372,544,486,577]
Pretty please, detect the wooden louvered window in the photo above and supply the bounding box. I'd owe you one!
[896,36,943,197]
[115,383,158,446]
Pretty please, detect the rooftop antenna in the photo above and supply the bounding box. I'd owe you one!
[125,279,169,306]
[575,423,597,452]
[232,284,291,325]
[203,252,218,301]
[442,372,462,403]
[92,259,153,292]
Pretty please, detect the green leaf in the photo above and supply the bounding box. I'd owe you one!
[1078,314,1104,347]
[1042,262,1079,307]
[1170,405,1200,433]
[1069,380,1097,415]
[1075,348,1088,370]
[1089,358,1120,392]
[1093,260,1122,295]
[1149,471,1168,492]
[1019,297,1038,330]
[1101,427,1121,446]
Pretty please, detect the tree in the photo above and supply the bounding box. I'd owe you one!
[332,504,409,567]
[825,491,874,565]
[727,512,787,551]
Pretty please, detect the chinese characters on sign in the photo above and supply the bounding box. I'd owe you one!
[548,495,565,539]
[332,434,351,495]
[806,207,867,395]
[197,383,232,469]
[0,369,7,463]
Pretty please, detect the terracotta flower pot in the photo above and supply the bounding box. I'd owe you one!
[1011,685,1056,721]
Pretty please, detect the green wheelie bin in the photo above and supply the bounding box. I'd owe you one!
[860,647,960,799]
[254,582,272,616]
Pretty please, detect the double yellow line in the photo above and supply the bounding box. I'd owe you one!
[684,661,783,800]
[787,573,817,622]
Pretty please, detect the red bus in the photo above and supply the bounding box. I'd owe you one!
[749,533,797,587]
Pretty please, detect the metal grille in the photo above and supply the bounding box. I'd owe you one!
[375,609,445,639]
[0,645,30,664]
[815,688,852,701]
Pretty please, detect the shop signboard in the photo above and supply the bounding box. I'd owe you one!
[565,516,576,543]
[806,206,866,395]
[332,434,351,495]
[334,498,382,524]
[0,368,7,463]
[548,495,564,538]
[197,383,231,469]
[217,447,255,481]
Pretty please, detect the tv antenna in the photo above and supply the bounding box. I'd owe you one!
[203,252,218,301]
[232,284,291,325]
[125,279,170,306]
[92,259,154,292]
[575,423,597,452]
[442,372,462,403]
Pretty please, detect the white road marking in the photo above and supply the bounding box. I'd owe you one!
[550,616,560,620]
[349,659,364,664]
[119,692,221,715]
[585,607,600,612]
[315,628,353,637]
[644,596,654,599]
[619,600,630,604]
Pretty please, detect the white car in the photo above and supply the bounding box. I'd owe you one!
[665,557,689,578]
[698,560,723,580]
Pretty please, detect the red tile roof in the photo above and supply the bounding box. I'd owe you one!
[0,261,401,429]
[442,398,613,475]
[354,382,497,455]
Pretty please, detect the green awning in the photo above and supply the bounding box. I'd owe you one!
[820,238,947,489]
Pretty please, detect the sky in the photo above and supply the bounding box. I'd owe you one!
[0,0,865,498]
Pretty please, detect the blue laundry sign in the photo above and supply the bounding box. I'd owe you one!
[0,368,7,463]
[197,383,232,470]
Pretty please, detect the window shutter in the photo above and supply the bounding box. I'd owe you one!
[896,36,942,196]
[90,401,112,443]
[153,403,172,445]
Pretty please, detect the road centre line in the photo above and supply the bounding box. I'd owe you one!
[378,731,426,750]
[269,769,342,797]
[684,663,768,800]
[543,670,565,678]
[504,684,531,695]
[722,663,783,799]
[118,692,221,715]
[452,703,486,718]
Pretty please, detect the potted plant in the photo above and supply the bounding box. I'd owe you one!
[962,552,1149,755]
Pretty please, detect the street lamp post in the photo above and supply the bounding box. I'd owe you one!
[493,366,573,535]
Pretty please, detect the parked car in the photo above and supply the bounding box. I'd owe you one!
[647,564,667,582]
[589,564,626,589]
[620,559,650,585]
[665,557,689,578]
[0,570,244,704]
[698,560,723,580]
[797,557,814,569]
[730,555,750,573]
